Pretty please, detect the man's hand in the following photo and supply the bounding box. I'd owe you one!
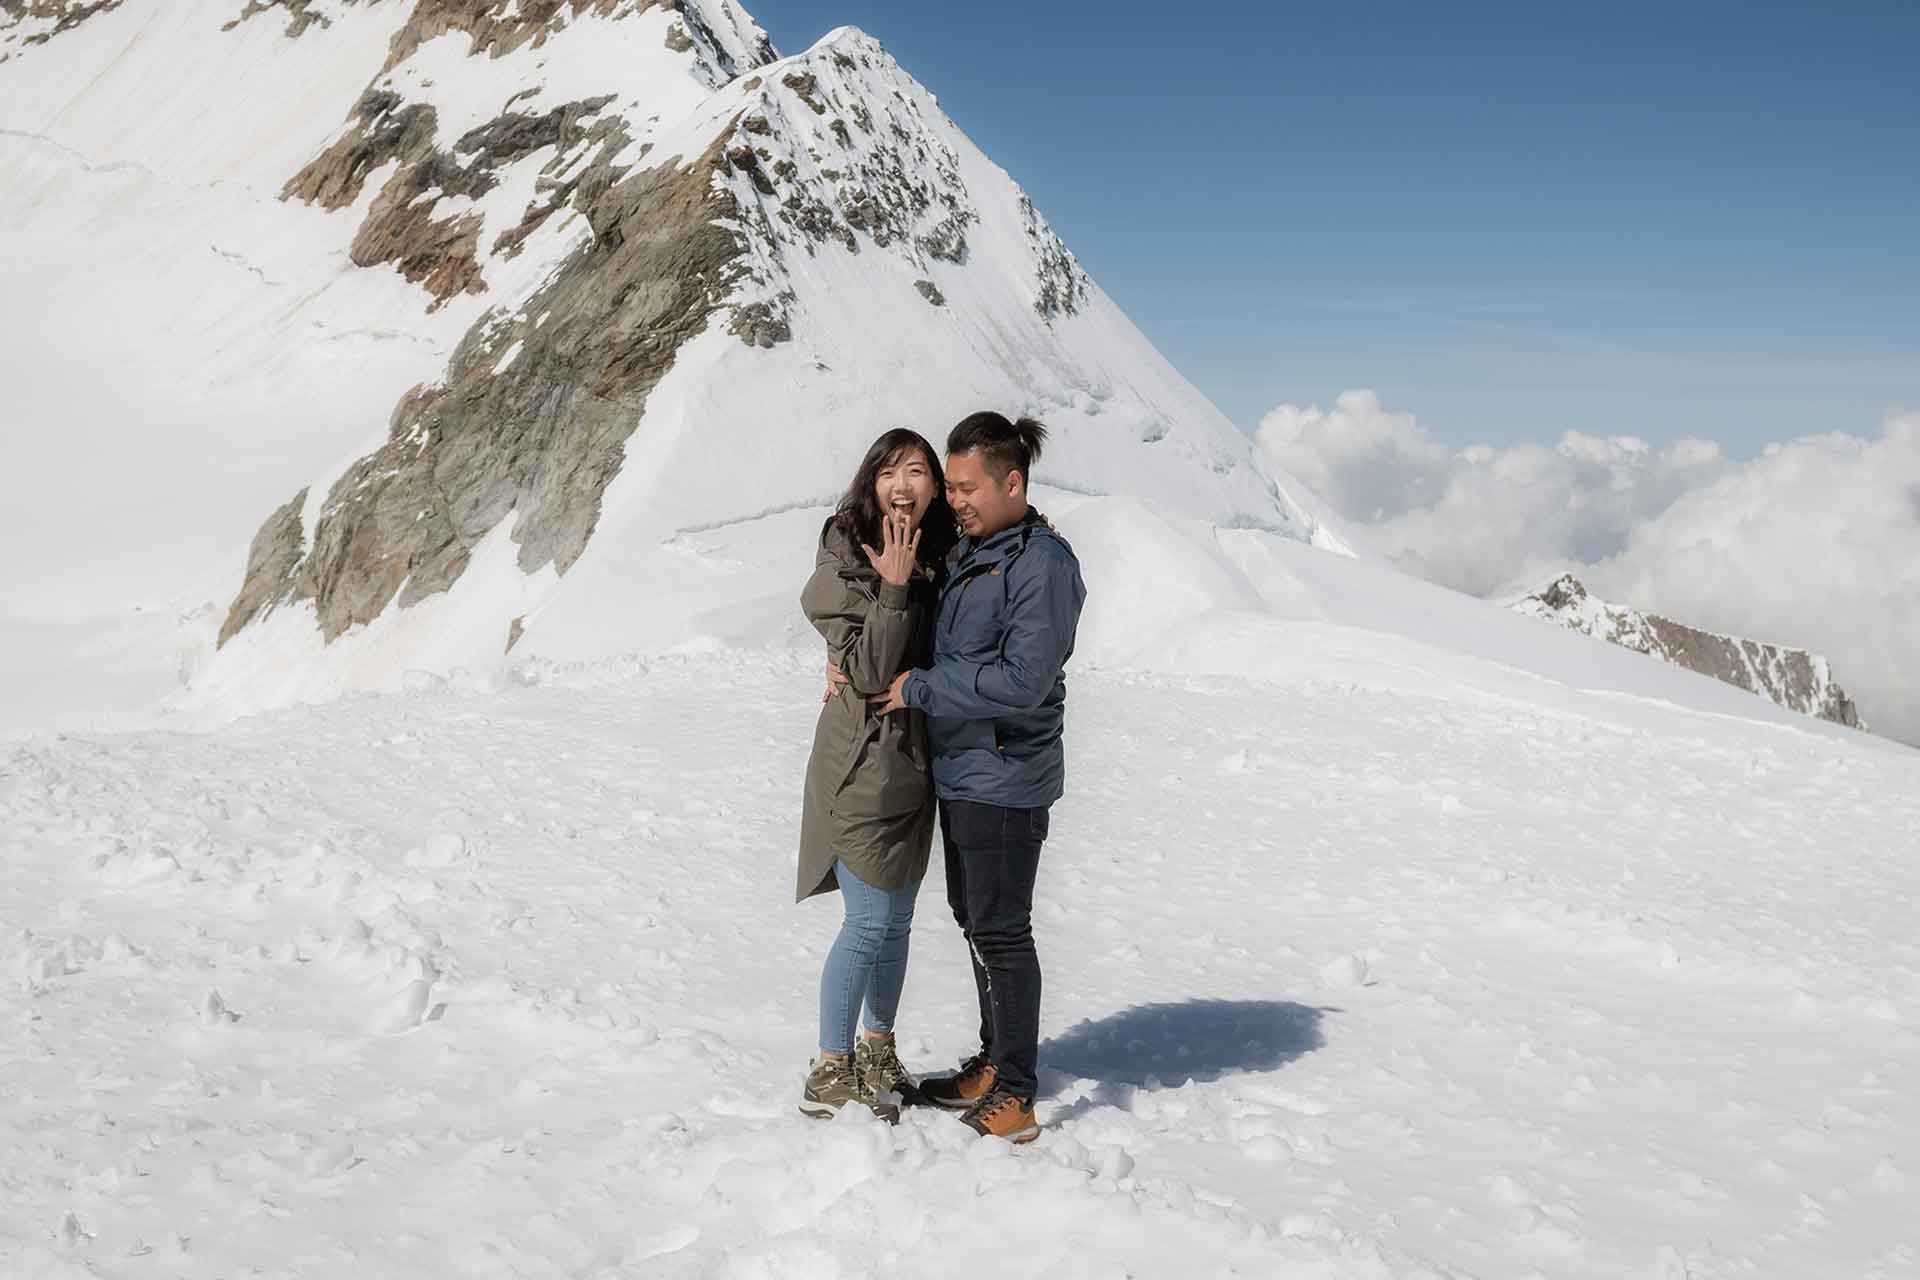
[822,660,849,703]
[869,669,911,715]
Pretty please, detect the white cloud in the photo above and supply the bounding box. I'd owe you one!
[1257,393,1920,745]
[1255,391,1452,522]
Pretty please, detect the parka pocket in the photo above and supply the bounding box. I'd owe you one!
[833,718,931,819]
[870,756,931,818]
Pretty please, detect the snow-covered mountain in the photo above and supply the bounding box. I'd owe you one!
[1510,574,1862,729]
[3,0,1351,717]
[0,0,1893,766]
[3,0,1884,749]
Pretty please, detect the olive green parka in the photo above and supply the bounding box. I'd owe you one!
[795,522,939,902]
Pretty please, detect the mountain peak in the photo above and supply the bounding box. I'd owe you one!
[2,0,1337,702]
[1512,575,1863,729]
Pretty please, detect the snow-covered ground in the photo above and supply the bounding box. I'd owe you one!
[6,646,1916,1278]
[4,6,1915,1275]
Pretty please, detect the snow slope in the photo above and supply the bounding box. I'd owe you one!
[5,651,1916,1277]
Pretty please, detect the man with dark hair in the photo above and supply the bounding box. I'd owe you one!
[869,410,1087,1143]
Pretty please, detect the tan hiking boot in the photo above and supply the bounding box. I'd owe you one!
[918,1052,997,1111]
[961,1083,1040,1144]
[855,1034,918,1103]
[799,1055,900,1124]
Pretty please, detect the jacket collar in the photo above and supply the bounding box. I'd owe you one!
[951,508,1054,572]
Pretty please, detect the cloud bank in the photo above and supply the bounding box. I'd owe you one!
[1257,391,1920,745]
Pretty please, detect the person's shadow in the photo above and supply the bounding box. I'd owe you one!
[1037,999,1330,1120]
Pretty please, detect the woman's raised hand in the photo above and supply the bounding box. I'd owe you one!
[862,510,921,588]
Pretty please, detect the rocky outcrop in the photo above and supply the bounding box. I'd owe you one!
[726,292,793,347]
[217,490,308,646]
[1022,194,1089,320]
[1512,575,1862,728]
[384,0,646,71]
[0,0,124,52]
[221,131,746,644]
[379,0,768,78]
[224,0,356,38]
[283,89,630,307]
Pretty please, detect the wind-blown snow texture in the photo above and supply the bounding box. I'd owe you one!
[5,652,1917,1277]
[5,498,1919,1275]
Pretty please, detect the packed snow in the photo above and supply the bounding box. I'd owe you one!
[5,642,1917,1277]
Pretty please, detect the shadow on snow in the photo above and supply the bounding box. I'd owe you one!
[1036,998,1330,1120]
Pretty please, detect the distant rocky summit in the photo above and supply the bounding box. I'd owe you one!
[1511,574,1861,728]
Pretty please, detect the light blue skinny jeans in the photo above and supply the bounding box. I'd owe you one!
[819,861,921,1055]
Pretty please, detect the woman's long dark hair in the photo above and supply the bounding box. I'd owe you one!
[829,428,958,570]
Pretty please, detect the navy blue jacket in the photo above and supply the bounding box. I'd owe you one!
[901,510,1086,807]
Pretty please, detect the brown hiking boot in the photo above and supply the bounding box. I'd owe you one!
[855,1034,920,1104]
[918,1052,996,1112]
[961,1083,1040,1144]
[799,1055,900,1124]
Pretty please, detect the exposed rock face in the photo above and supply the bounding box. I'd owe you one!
[222,131,746,644]
[218,490,309,646]
[0,0,124,52]
[384,0,648,71]
[725,292,793,347]
[224,0,355,38]
[1022,194,1089,319]
[1512,574,1862,729]
[383,0,767,77]
[283,88,629,306]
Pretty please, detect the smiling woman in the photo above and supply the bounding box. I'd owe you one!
[826,429,959,571]
[792,427,956,1121]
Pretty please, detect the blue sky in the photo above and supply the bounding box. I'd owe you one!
[753,1,1919,454]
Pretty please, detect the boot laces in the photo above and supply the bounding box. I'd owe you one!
[968,1080,1027,1122]
[865,1038,910,1090]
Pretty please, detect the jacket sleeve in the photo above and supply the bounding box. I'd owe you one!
[903,545,1084,718]
[801,549,916,697]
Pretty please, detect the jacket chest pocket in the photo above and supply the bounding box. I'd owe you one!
[941,570,1008,659]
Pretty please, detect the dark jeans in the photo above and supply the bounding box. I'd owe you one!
[940,798,1049,1099]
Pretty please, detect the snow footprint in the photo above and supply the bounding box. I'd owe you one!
[370,978,435,1034]
[199,989,241,1026]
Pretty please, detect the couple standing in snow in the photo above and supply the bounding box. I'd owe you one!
[795,412,1087,1143]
